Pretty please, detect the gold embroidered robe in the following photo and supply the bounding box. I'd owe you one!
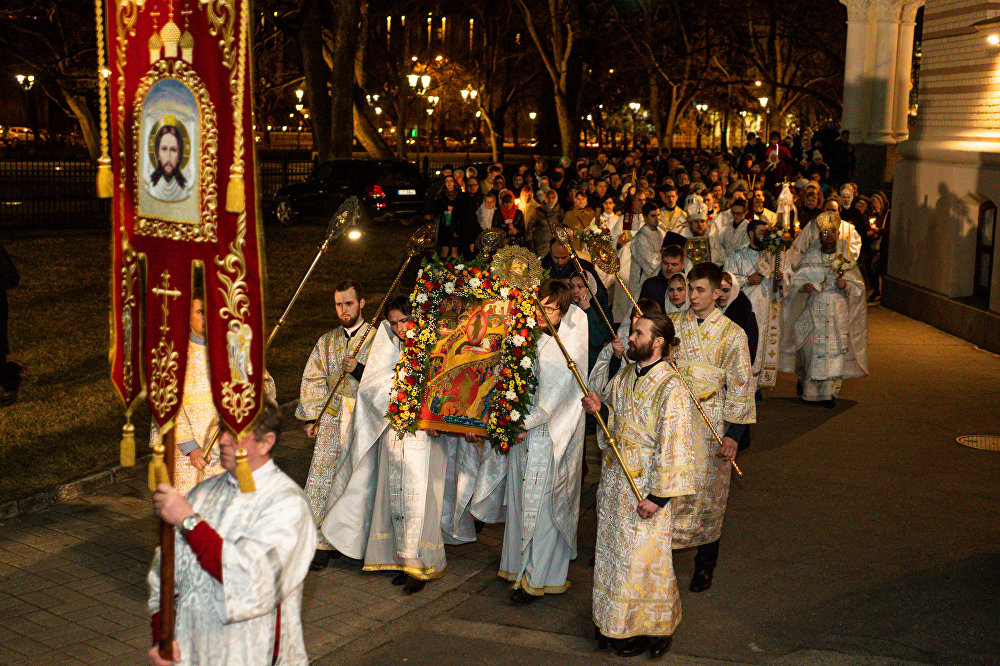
[296,323,374,548]
[668,308,755,547]
[149,336,224,494]
[593,361,696,639]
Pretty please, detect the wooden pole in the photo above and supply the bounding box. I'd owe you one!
[158,428,176,659]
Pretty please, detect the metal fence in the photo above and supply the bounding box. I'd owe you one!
[0,154,543,229]
[0,157,316,229]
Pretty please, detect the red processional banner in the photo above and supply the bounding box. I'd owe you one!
[103,0,265,441]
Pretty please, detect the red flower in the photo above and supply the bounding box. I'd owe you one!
[397,391,407,401]
[406,376,417,386]
[446,262,453,270]
[389,404,399,414]
[483,281,492,290]
[511,288,521,298]
[471,267,481,276]
[424,281,433,290]
[406,320,417,330]
[404,338,414,347]
[456,278,466,286]
[520,328,528,337]
[499,418,508,426]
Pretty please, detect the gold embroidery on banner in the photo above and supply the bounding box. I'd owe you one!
[132,59,219,243]
[197,0,237,69]
[149,271,182,419]
[120,242,140,396]
[214,212,256,422]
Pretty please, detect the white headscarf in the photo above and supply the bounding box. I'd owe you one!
[720,270,742,314]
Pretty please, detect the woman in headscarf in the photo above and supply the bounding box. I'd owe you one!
[494,189,526,246]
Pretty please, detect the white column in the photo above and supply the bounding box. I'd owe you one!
[869,1,902,144]
[892,3,920,140]
[841,0,873,142]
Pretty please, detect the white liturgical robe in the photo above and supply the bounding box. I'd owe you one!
[147,461,315,665]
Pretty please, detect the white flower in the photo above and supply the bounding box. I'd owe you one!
[511,334,526,347]
[406,329,416,339]
[469,277,482,288]
[454,264,465,271]
[415,293,428,304]
[499,287,511,300]
[519,357,532,369]
[416,268,424,279]
[505,390,517,401]
[526,317,536,328]
[444,281,455,294]
[510,409,521,421]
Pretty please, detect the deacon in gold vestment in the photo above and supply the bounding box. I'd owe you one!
[669,263,755,594]
[584,313,696,658]
[296,281,374,568]
[149,297,224,494]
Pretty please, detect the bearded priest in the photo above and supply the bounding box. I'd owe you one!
[471,279,588,604]
[583,312,696,659]
[296,280,374,570]
[779,211,868,407]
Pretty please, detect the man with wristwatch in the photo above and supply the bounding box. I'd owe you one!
[147,401,315,665]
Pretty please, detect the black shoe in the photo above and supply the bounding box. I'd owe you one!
[309,550,332,571]
[754,389,762,401]
[796,380,803,396]
[509,587,538,605]
[402,576,425,594]
[614,636,649,657]
[648,636,672,658]
[689,568,713,593]
[823,398,836,408]
[595,627,610,650]
[474,519,485,533]
[391,572,408,586]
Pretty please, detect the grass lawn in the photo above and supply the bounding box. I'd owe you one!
[0,220,415,503]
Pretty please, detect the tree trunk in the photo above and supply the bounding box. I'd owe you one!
[64,91,99,162]
[329,0,360,158]
[396,104,407,159]
[649,76,664,157]
[352,98,392,158]
[299,0,331,159]
[553,91,577,163]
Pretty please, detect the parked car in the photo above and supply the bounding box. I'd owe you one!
[0,126,35,147]
[271,158,427,225]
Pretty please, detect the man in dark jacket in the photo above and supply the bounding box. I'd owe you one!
[718,270,757,450]
[0,243,21,406]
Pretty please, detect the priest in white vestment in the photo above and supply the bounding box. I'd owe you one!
[779,211,868,405]
[296,281,374,568]
[583,313,696,658]
[712,196,752,259]
[147,401,315,666]
[471,280,588,603]
[669,263,755,594]
[150,297,224,494]
[724,218,791,389]
[609,196,646,323]
[627,203,666,312]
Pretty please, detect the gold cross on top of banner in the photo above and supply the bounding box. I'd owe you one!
[152,272,183,334]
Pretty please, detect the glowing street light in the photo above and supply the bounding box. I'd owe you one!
[15,74,35,91]
[758,96,769,108]
[529,111,537,120]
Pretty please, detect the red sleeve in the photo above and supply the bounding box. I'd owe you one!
[183,520,224,582]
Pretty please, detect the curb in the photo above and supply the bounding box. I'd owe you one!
[0,398,301,523]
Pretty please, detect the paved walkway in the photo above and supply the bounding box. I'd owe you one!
[1,307,998,664]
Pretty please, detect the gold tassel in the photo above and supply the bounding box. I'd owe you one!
[97,156,113,198]
[120,419,135,467]
[225,166,245,213]
[148,443,170,492]
[234,447,256,493]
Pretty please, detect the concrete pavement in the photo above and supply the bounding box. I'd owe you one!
[0,306,997,664]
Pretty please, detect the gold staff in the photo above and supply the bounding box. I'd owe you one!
[533,294,642,503]
[266,197,362,350]
[591,239,742,477]
[588,238,643,316]
[309,223,436,430]
[490,245,640,503]
[549,223,616,339]
[205,223,435,459]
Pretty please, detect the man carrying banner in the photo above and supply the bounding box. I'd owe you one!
[669,262,755,593]
[472,279,588,603]
[297,280,374,569]
[148,401,314,665]
[583,312,696,658]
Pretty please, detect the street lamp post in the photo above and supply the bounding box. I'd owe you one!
[758,96,769,138]
[15,74,37,137]
[694,102,708,150]
[628,101,640,150]
[407,72,431,173]
[460,87,477,163]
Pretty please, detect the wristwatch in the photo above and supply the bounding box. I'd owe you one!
[180,513,202,534]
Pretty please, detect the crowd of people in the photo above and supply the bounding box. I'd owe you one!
[146,135,876,664]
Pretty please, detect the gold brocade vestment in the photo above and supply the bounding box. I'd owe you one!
[296,323,374,548]
[668,309,755,547]
[593,361,695,639]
